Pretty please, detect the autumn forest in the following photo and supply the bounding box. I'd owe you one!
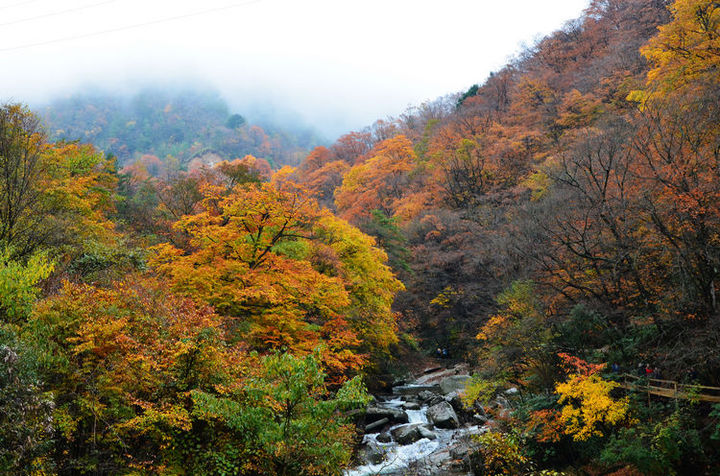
[3,0,720,474]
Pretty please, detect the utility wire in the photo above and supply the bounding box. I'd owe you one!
[0,0,117,28]
[0,0,261,52]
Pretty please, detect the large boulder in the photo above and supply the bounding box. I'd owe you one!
[444,391,464,412]
[365,406,408,425]
[359,441,386,465]
[391,424,424,445]
[438,375,471,395]
[427,401,460,429]
[417,390,444,405]
[445,391,475,424]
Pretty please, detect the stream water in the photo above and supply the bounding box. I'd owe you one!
[345,387,485,476]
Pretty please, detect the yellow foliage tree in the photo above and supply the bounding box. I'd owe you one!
[555,370,629,441]
[638,0,720,96]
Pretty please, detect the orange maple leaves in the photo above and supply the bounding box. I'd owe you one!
[150,180,403,380]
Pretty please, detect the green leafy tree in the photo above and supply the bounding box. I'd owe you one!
[0,327,54,475]
[226,113,247,129]
[0,248,53,324]
[361,210,411,272]
[184,352,371,476]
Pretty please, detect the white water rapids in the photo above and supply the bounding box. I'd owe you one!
[345,389,485,476]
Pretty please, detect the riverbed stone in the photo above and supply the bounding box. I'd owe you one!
[359,441,386,465]
[418,390,444,405]
[402,401,421,410]
[392,372,414,387]
[365,406,408,424]
[473,413,489,424]
[423,365,443,374]
[439,375,472,395]
[364,417,389,433]
[418,425,437,440]
[393,384,442,396]
[391,423,424,445]
[444,391,464,411]
[427,401,460,429]
[376,432,392,443]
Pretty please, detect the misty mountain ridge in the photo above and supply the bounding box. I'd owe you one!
[39,87,326,170]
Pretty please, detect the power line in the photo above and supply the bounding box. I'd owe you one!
[0,0,117,28]
[0,0,262,53]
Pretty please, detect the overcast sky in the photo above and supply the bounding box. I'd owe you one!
[0,0,590,138]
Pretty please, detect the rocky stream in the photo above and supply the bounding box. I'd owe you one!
[346,364,495,476]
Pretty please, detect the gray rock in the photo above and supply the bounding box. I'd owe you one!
[450,440,472,460]
[444,391,464,412]
[408,445,470,476]
[423,366,443,374]
[472,413,489,424]
[425,448,451,467]
[472,399,488,416]
[364,417,389,433]
[402,401,421,410]
[427,401,460,429]
[467,425,489,437]
[445,391,475,424]
[365,406,408,424]
[439,375,472,395]
[418,425,437,440]
[359,442,385,465]
[417,390,444,405]
[392,372,414,387]
[376,432,392,443]
[391,423,424,445]
[393,384,442,396]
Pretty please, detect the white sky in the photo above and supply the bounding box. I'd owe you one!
[0,0,590,137]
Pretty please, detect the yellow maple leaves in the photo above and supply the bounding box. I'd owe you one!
[555,372,629,441]
[635,0,720,99]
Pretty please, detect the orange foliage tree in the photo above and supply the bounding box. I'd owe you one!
[335,135,419,223]
[25,278,235,473]
[150,181,403,379]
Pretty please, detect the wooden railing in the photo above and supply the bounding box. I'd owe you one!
[616,373,720,403]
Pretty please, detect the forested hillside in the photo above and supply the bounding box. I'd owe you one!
[2,0,720,474]
[40,89,323,168]
[289,0,720,473]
